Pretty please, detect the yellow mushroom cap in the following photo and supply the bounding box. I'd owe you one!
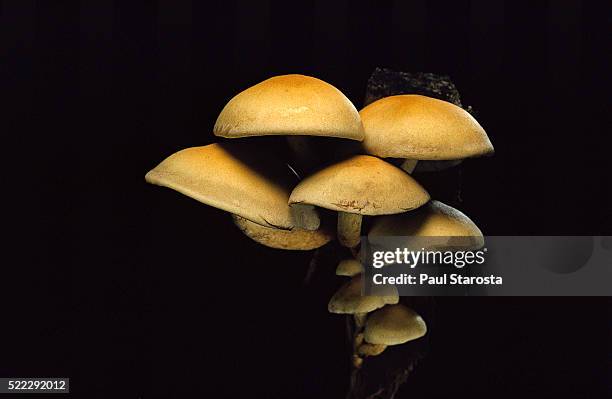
[232,214,332,250]
[368,200,484,250]
[360,95,494,160]
[328,274,398,314]
[145,142,319,230]
[336,259,363,277]
[214,74,365,141]
[289,155,430,215]
[364,304,427,346]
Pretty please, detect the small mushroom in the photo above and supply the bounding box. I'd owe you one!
[232,214,332,250]
[330,275,398,369]
[364,304,427,346]
[336,259,363,277]
[357,342,387,357]
[328,274,398,315]
[145,142,319,230]
[360,95,494,173]
[289,155,429,247]
[368,200,484,250]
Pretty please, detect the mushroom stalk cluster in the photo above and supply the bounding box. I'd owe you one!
[338,212,363,248]
[145,74,493,398]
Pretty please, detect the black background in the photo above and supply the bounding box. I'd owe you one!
[1,1,611,398]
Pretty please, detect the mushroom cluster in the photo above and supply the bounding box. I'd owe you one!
[145,74,493,396]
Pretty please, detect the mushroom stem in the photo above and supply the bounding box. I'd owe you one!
[350,313,368,370]
[354,313,367,329]
[292,204,321,230]
[352,354,363,369]
[346,313,374,396]
[302,248,320,286]
[400,158,419,174]
[338,212,362,248]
